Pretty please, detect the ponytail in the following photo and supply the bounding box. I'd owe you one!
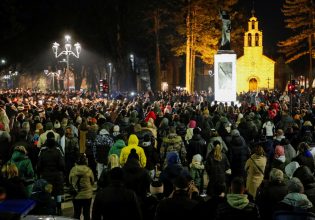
[214,144,222,161]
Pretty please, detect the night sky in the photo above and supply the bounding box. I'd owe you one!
[0,0,286,68]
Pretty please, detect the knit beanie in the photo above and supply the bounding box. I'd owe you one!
[188,120,196,129]
[113,125,120,132]
[127,148,139,161]
[275,145,285,158]
[192,154,202,163]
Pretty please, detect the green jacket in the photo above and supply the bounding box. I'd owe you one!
[10,151,34,181]
[109,139,126,157]
[69,164,94,199]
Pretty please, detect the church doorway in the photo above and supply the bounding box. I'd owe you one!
[249,78,258,91]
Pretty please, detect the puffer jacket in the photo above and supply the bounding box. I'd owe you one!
[120,135,147,168]
[69,164,94,200]
[108,139,126,157]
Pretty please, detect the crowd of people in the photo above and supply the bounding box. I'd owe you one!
[0,88,315,219]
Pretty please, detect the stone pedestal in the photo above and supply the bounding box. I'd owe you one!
[214,51,237,102]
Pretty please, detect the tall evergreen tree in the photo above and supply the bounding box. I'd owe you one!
[278,0,314,88]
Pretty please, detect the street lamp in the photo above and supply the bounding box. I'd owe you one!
[1,59,6,65]
[52,35,81,91]
[44,70,61,91]
[130,54,134,71]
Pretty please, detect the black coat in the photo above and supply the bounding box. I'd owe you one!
[155,190,198,220]
[37,145,65,196]
[228,135,250,179]
[92,182,142,220]
[256,180,288,220]
[187,134,207,163]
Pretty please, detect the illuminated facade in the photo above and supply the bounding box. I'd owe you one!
[236,15,275,93]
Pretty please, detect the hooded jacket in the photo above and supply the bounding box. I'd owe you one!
[69,164,94,200]
[120,134,147,168]
[109,139,126,157]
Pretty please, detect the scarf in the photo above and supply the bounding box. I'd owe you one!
[227,194,249,210]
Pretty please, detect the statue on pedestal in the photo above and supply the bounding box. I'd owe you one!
[219,9,231,50]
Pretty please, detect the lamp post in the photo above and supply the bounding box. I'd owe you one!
[52,35,81,91]
[44,70,61,91]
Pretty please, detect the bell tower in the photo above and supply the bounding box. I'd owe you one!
[244,10,263,55]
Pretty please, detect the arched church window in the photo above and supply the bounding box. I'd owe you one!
[252,20,255,29]
[248,33,252,46]
[255,33,259,46]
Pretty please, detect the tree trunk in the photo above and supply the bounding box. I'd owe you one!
[154,8,161,91]
[185,0,192,93]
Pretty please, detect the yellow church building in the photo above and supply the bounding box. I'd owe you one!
[236,14,275,93]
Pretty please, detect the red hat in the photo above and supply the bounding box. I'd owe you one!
[275,145,285,158]
[188,120,196,129]
[91,118,97,124]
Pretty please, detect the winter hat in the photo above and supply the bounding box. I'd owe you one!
[54,120,61,129]
[76,116,82,124]
[127,148,139,161]
[150,180,164,195]
[231,129,240,137]
[166,152,180,165]
[188,120,196,129]
[113,125,120,132]
[91,118,97,125]
[192,154,202,163]
[287,177,304,193]
[275,145,285,158]
[285,161,300,179]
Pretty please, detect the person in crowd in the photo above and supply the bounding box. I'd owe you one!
[228,129,249,180]
[78,118,89,154]
[189,154,205,192]
[159,151,189,197]
[155,175,198,220]
[29,179,56,215]
[160,126,187,166]
[256,168,288,220]
[293,142,315,173]
[120,134,147,168]
[276,177,313,212]
[0,162,28,199]
[97,153,120,189]
[245,145,267,200]
[205,140,230,196]
[185,119,196,144]
[186,127,207,164]
[93,124,114,179]
[8,145,34,197]
[108,133,126,158]
[64,126,80,184]
[92,167,143,220]
[37,122,60,148]
[37,132,65,215]
[69,153,94,220]
[293,166,315,213]
[216,177,260,220]
[122,148,151,202]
